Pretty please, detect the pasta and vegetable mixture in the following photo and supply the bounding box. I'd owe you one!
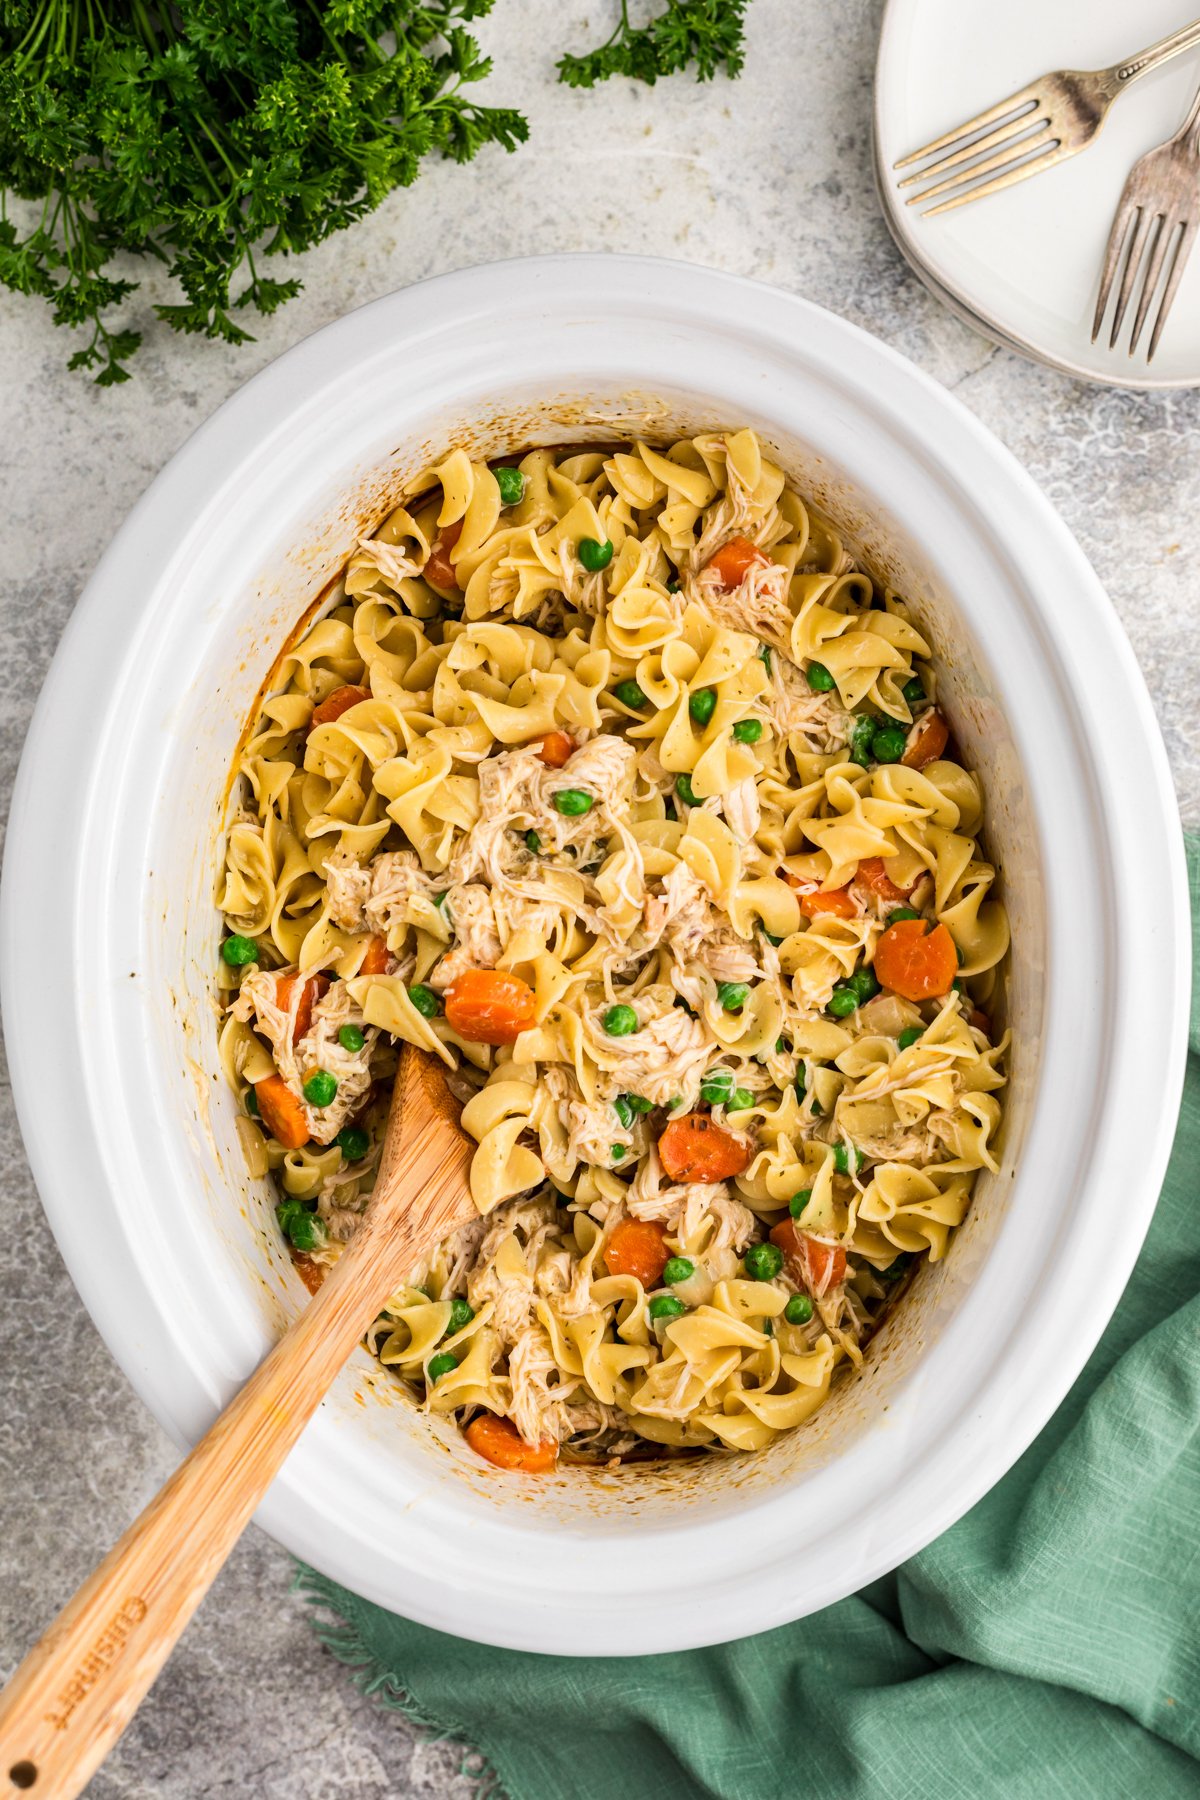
[218,429,1009,1473]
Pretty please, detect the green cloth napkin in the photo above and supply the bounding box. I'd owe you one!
[298,834,1200,1800]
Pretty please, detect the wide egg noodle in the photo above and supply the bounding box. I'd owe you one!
[217,429,1010,1466]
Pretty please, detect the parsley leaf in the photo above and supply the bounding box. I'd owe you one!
[557,0,750,89]
[0,0,528,382]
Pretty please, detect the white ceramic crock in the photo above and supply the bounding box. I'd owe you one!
[2,256,1188,1655]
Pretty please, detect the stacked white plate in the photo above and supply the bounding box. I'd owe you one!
[875,0,1200,387]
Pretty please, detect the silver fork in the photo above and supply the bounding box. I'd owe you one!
[1092,76,1200,360]
[895,17,1200,215]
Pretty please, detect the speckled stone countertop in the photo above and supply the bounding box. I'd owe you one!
[2,2,1197,1794]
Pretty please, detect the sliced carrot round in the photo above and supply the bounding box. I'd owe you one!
[255,1074,309,1150]
[902,707,950,770]
[537,730,575,768]
[604,1218,670,1287]
[444,967,537,1044]
[795,883,856,920]
[310,684,370,730]
[358,934,390,976]
[293,1254,325,1296]
[425,517,463,590]
[704,536,769,591]
[854,857,910,906]
[872,918,957,1001]
[464,1414,558,1473]
[275,971,330,1043]
[658,1114,752,1183]
[770,1220,848,1296]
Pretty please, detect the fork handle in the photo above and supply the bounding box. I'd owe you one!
[1113,17,1200,85]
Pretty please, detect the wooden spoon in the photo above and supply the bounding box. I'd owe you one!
[0,1045,478,1799]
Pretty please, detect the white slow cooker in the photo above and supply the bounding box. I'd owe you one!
[1,257,1188,1654]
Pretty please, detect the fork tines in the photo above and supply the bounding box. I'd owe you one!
[1093,205,1197,360]
[895,84,1064,215]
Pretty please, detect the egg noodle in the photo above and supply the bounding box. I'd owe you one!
[217,429,1009,1470]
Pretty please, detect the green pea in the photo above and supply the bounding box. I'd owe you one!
[849,967,879,1003]
[717,981,748,1012]
[848,716,876,767]
[897,1026,923,1051]
[827,985,859,1018]
[337,1125,370,1161]
[789,1189,812,1218]
[811,1097,824,1117]
[880,1253,912,1284]
[795,1064,807,1101]
[338,1023,365,1053]
[688,687,717,727]
[785,1294,814,1325]
[832,1142,859,1176]
[648,1295,687,1322]
[427,1351,459,1381]
[578,536,614,572]
[775,1036,788,1053]
[700,1067,734,1104]
[614,679,647,709]
[434,890,448,909]
[408,984,440,1018]
[612,1096,635,1129]
[902,676,925,705]
[245,1087,260,1117]
[758,643,773,674]
[871,724,908,764]
[667,1096,684,1111]
[675,773,697,806]
[626,1094,654,1114]
[446,1297,474,1334]
[277,1200,326,1253]
[889,907,921,923]
[553,788,594,816]
[744,1241,784,1281]
[763,1318,774,1338]
[663,798,677,821]
[302,1070,338,1108]
[732,718,763,744]
[666,577,681,594]
[731,1088,755,1111]
[495,466,525,505]
[221,934,258,966]
[806,662,836,692]
[663,1257,694,1285]
[611,1145,627,1161]
[603,1004,638,1036]
[763,933,784,951]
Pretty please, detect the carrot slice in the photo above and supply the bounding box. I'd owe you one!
[902,708,949,770]
[658,1113,752,1183]
[605,1218,670,1287]
[770,1220,848,1296]
[854,857,911,906]
[293,1254,325,1296]
[968,1008,991,1038]
[873,919,957,1001]
[704,536,769,591]
[255,1074,310,1150]
[425,517,463,590]
[310,684,370,730]
[537,730,575,768]
[359,934,390,976]
[795,883,857,920]
[275,971,330,1043]
[444,967,537,1045]
[464,1414,558,1473]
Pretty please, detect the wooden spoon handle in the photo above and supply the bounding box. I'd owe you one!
[0,1242,376,1799]
[0,1162,470,1800]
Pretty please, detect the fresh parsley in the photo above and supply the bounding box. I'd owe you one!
[557,0,750,89]
[0,0,527,383]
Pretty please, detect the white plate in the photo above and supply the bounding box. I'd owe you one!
[876,0,1200,387]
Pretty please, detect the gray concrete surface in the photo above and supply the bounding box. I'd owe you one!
[2,1,1198,1794]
